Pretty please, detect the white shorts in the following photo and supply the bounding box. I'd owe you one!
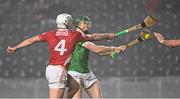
[68,71,97,88]
[46,65,67,88]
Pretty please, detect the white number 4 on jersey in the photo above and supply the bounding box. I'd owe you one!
[54,40,67,55]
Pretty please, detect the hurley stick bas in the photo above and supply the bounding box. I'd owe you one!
[115,15,157,37]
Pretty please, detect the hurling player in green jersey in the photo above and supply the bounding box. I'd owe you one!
[66,16,127,98]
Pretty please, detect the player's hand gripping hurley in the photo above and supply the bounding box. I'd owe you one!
[111,29,152,59]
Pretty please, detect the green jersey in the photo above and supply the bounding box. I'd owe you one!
[68,42,91,73]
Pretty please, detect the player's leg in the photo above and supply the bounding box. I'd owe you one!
[65,74,80,98]
[85,81,102,98]
[46,65,67,98]
[73,86,82,98]
[83,72,103,98]
[49,88,64,98]
[66,71,81,98]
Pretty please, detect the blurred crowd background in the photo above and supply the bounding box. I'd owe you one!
[0,0,180,98]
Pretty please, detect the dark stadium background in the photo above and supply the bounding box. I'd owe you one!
[1,0,180,98]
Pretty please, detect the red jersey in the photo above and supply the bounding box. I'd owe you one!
[38,29,86,68]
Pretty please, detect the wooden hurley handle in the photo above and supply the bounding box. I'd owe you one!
[115,15,157,38]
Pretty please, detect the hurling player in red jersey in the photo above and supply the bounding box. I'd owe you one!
[7,13,116,98]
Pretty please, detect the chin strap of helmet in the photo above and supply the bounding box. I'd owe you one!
[77,25,89,34]
[64,23,69,29]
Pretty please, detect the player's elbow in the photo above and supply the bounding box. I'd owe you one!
[97,53,107,56]
[94,49,107,56]
[85,44,102,55]
[94,50,101,54]
[27,39,34,45]
[25,39,36,46]
[27,37,39,45]
[93,49,103,55]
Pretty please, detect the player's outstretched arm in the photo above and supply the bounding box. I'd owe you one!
[154,32,180,47]
[7,36,41,53]
[83,42,127,56]
[86,33,116,41]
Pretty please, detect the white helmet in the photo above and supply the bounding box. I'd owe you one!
[56,13,73,29]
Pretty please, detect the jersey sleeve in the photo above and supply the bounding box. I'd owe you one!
[76,31,86,42]
[38,32,50,41]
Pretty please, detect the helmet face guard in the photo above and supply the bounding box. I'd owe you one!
[74,16,92,34]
